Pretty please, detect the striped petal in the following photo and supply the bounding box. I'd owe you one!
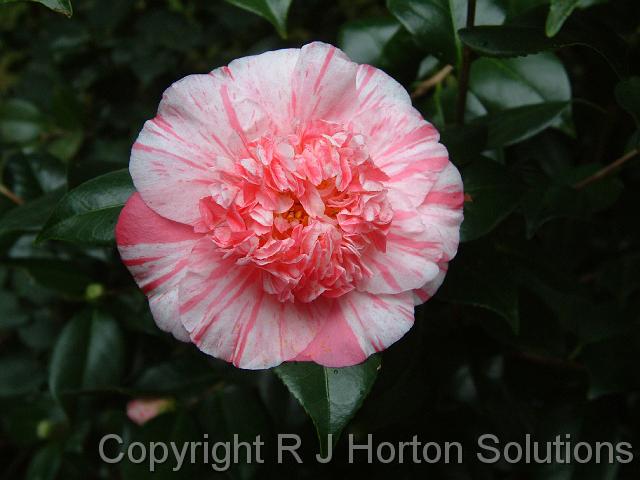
[178,237,321,369]
[291,42,360,124]
[294,290,415,367]
[359,162,463,296]
[130,49,300,225]
[116,193,202,341]
[412,162,464,303]
[352,65,450,211]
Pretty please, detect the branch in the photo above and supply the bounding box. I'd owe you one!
[573,147,639,189]
[0,184,23,205]
[455,0,477,125]
[411,65,453,100]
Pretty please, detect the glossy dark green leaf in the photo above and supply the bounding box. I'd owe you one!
[338,17,420,77]
[439,242,520,332]
[440,124,488,166]
[460,159,523,241]
[0,189,65,240]
[0,98,46,144]
[474,101,569,148]
[3,153,66,201]
[132,355,220,395]
[0,0,72,16]
[520,162,623,237]
[469,53,571,112]
[275,355,381,454]
[459,25,626,76]
[38,169,134,246]
[546,0,580,37]
[387,0,505,66]
[387,0,506,67]
[49,310,125,406]
[615,76,640,126]
[387,0,463,67]
[339,17,401,66]
[7,258,92,297]
[224,0,292,38]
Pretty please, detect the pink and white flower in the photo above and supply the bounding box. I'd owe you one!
[116,42,463,369]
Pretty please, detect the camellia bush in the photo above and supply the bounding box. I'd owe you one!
[1,0,639,478]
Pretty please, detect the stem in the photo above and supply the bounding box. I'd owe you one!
[573,147,639,189]
[411,65,453,100]
[456,0,476,125]
[0,184,23,205]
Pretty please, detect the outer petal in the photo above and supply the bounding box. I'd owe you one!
[360,161,463,296]
[413,162,464,303]
[131,49,299,225]
[292,42,360,125]
[293,290,415,367]
[352,65,450,211]
[178,238,321,369]
[116,193,202,341]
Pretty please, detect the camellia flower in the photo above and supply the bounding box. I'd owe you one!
[116,42,463,369]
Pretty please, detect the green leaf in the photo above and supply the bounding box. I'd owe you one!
[387,0,463,67]
[0,99,46,144]
[546,0,580,37]
[0,0,72,16]
[0,290,29,330]
[440,123,488,166]
[338,17,420,77]
[197,386,271,479]
[460,158,523,242]
[469,53,573,132]
[459,25,626,76]
[469,53,571,111]
[49,310,125,407]
[275,355,381,454]
[387,0,506,67]
[8,258,93,297]
[121,413,200,480]
[474,101,569,148]
[132,355,220,395]
[0,354,44,397]
[26,443,63,480]
[520,162,623,237]
[224,0,292,38]
[3,153,67,201]
[615,77,640,127]
[0,189,65,240]
[581,328,640,398]
[339,17,401,66]
[439,242,520,332]
[38,169,134,246]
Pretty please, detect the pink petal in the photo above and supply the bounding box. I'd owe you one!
[292,42,360,124]
[359,162,463,296]
[412,162,464,304]
[352,64,450,211]
[116,193,202,341]
[293,290,415,367]
[131,50,299,225]
[178,238,321,369]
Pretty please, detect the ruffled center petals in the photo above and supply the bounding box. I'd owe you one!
[191,120,393,304]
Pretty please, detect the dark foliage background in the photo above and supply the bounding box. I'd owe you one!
[1,0,639,478]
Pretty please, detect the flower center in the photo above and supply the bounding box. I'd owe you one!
[195,121,393,303]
